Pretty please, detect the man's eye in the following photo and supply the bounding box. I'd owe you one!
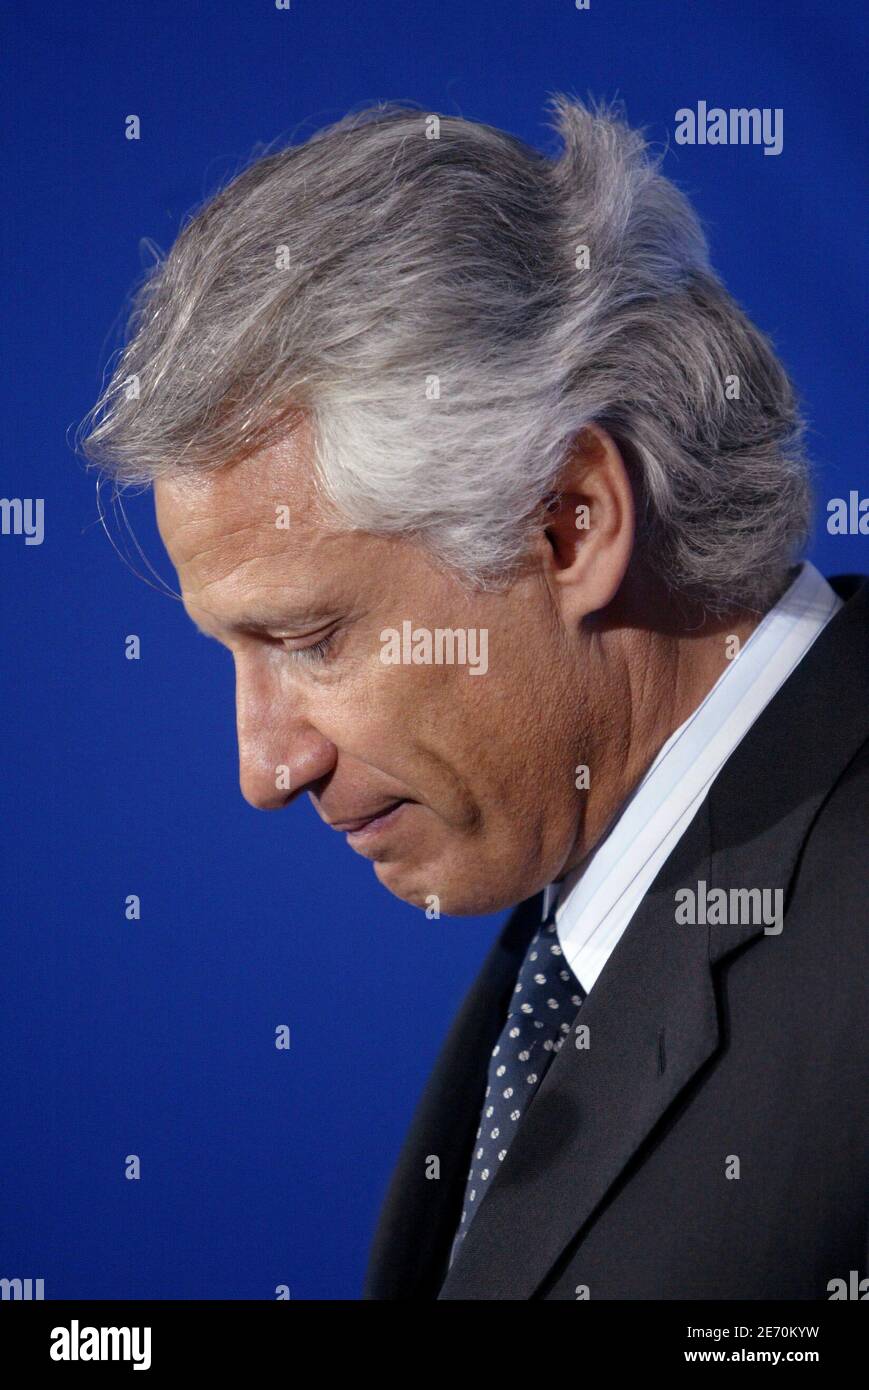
[281,631,337,664]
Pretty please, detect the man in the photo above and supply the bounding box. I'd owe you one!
[81,98,868,1299]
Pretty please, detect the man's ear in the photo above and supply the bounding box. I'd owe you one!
[540,424,635,616]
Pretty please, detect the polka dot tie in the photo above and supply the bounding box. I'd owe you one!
[448,909,586,1267]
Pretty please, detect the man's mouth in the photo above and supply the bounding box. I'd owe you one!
[328,799,410,837]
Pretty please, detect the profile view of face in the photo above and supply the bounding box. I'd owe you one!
[155,417,595,917]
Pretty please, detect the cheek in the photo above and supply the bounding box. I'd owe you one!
[319,659,482,812]
[294,659,438,772]
[468,653,583,823]
[315,622,576,809]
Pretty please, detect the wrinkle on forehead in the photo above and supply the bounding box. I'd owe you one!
[155,424,333,566]
[153,429,415,639]
[154,423,349,593]
[154,417,442,636]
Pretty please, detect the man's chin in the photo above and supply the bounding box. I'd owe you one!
[371,856,527,917]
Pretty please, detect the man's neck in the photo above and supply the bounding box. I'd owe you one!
[565,605,763,877]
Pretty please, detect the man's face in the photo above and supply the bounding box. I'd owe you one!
[155,419,593,915]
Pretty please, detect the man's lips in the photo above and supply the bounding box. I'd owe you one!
[327,799,409,833]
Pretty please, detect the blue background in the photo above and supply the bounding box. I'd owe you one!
[2,0,866,1299]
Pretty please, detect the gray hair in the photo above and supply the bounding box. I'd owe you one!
[78,96,812,614]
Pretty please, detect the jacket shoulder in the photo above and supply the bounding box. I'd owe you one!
[786,734,869,956]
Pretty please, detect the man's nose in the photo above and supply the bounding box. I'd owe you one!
[235,662,337,810]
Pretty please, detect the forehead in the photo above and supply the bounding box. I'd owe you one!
[153,422,355,623]
[155,419,317,560]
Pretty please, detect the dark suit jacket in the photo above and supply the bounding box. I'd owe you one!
[363,574,869,1300]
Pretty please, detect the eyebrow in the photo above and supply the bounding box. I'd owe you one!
[187,608,338,639]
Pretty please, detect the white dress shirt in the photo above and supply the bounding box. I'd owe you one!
[540,561,842,995]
